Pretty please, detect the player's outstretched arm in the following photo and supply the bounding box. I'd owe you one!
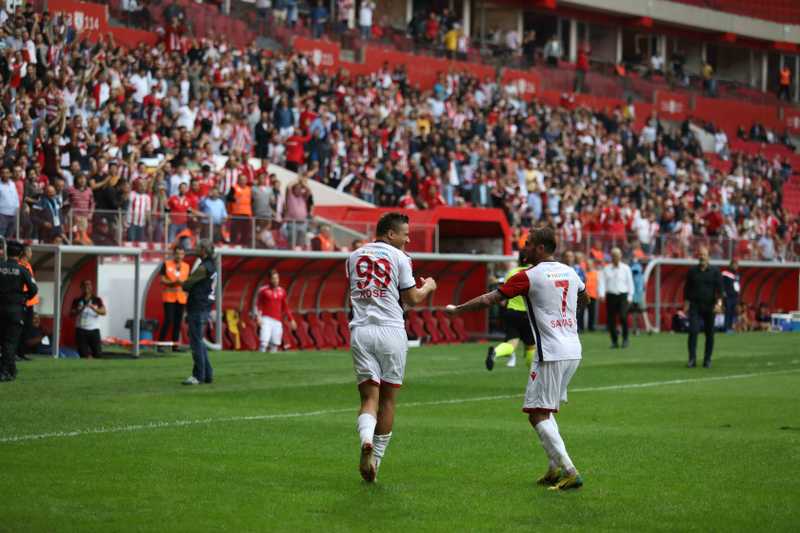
[446,290,506,315]
[401,277,437,306]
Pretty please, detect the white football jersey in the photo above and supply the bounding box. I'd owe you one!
[498,261,585,362]
[347,241,415,329]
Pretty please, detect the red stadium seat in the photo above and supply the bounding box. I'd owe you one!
[238,317,259,351]
[306,313,334,349]
[420,309,445,344]
[405,310,428,342]
[450,316,469,342]
[293,315,316,350]
[321,312,345,348]
[335,311,351,345]
[434,310,460,343]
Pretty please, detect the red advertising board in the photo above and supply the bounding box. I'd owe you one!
[501,69,541,101]
[654,90,691,120]
[48,0,109,41]
[784,108,800,133]
[292,36,341,72]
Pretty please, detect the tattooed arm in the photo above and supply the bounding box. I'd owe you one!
[445,290,507,315]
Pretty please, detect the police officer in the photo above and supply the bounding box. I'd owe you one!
[181,240,217,385]
[0,240,38,381]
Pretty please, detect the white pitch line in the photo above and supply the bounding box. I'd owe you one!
[1,368,798,445]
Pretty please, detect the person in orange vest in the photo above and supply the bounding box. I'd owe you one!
[779,65,792,101]
[227,173,253,246]
[17,244,39,361]
[311,223,336,251]
[159,247,190,351]
[584,258,599,332]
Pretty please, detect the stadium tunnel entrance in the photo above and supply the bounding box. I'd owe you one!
[142,249,514,351]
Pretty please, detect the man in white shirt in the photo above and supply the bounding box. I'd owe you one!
[598,247,635,348]
[446,226,588,491]
[358,1,374,39]
[0,167,19,238]
[347,213,437,483]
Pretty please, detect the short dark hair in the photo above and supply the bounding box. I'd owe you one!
[529,225,557,254]
[376,212,409,237]
[269,269,279,277]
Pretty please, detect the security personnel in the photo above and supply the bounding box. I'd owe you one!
[684,247,723,368]
[17,244,39,361]
[181,240,217,385]
[779,66,792,101]
[721,259,740,333]
[159,247,189,351]
[0,240,38,381]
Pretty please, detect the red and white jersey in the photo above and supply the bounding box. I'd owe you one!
[498,261,585,362]
[256,285,294,322]
[347,241,415,329]
[127,191,152,227]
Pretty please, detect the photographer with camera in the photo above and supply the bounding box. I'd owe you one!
[70,280,106,359]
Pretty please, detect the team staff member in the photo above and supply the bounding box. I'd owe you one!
[159,247,189,351]
[181,240,217,385]
[684,248,724,368]
[70,280,106,359]
[254,269,297,353]
[17,244,38,361]
[721,259,740,333]
[598,248,634,348]
[0,240,38,381]
[485,250,535,370]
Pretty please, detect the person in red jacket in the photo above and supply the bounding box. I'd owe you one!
[284,130,312,173]
[254,270,297,353]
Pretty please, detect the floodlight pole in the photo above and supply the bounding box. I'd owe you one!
[52,247,62,359]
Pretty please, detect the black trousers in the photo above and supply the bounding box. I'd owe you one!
[0,309,24,377]
[17,305,33,357]
[606,293,629,345]
[587,297,597,332]
[724,298,737,332]
[160,302,185,343]
[76,328,102,358]
[688,306,715,365]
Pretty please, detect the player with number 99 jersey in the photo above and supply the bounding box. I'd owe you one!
[347,242,415,330]
[347,241,415,388]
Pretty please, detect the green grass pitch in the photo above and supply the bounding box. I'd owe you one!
[1,332,799,532]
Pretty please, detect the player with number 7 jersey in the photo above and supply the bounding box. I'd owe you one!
[445,226,588,491]
[346,213,437,484]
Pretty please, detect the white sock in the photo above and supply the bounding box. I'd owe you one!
[269,344,279,353]
[372,432,392,468]
[534,419,560,470]
[535,418,576,474]
[357,413,377,447]
[259,343,268,353]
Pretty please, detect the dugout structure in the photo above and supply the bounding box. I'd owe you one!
[644,258,800,332]
[30,245,144,358]
[142,249,515,349]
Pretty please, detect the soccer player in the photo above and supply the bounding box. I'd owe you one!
[347,212,437,482]
[446,226,587,491]
[486,249,535,370]
[255,270,297,353]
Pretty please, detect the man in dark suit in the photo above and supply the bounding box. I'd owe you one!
[254,111,271,160]
[684,247,724,368]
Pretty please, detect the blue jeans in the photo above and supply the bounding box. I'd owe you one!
[127,225,146,242]
[187,311,213,382]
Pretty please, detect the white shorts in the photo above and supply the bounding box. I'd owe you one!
[523,359,581,413]
[351,325,408,387]
[259,316,283,347]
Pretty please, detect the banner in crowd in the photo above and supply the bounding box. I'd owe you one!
[784,108,800,133]
[48,0,109,41]
[654,90,691,121]
[501,69,541,101]
[293,36,341,72]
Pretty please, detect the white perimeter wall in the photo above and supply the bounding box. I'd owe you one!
[96,261,160,340]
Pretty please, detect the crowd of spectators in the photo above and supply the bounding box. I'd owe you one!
[0,3,796,260]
